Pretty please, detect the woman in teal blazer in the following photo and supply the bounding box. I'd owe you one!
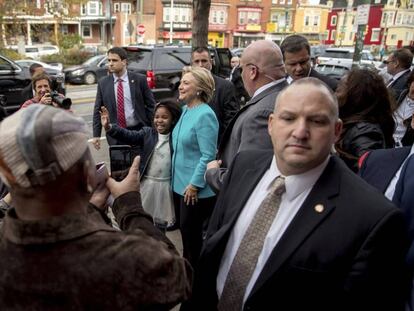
[172,66,219,266]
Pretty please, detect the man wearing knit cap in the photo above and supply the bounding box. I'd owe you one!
[0,105,192,310]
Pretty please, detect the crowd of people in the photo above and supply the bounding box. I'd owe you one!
[0,35,414,310]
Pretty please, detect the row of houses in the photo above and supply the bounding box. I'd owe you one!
[1,0,413,50]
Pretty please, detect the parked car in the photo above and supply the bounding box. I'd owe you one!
[318,47,382,70]
[0,54,31,114]
[15,59,66,96]
[314,61,351,81]
[9,45,60,60]
[123,45,233,100]
[64,54,108,85]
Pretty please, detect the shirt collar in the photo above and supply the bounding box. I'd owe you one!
[113,71,128,83]
[266,155,330,201]
[392,68,410,81]
[252,77,286,99]
[287,67,312,84]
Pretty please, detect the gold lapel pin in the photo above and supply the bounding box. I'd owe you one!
[314,204,324,213]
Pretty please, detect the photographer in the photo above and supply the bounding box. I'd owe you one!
[21,73,71,110]
[21,63,66,102]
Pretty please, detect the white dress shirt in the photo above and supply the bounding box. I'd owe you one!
[113,72,137,128]
[393,95,414,147]
[216,156,330,305]
[251,78,286,99]
[384,144,414,200]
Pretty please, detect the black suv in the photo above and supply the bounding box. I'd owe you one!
[0,54,31,114]
[123,45,233,100]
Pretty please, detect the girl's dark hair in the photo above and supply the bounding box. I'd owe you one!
[336,68,395,154]
[154,99,182,129]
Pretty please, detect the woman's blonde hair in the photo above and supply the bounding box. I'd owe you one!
[182,66,215,103]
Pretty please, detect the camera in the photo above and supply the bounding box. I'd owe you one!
[49,91,72,110]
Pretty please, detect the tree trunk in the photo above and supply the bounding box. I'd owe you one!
[192,0,211,48]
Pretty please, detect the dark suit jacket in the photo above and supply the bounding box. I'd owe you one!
[190,151,409,311]
[389,69,411,102]
[210,75,239,142]
[309,68,338,91]
[92,71,155,139]
[205,81,288,192]
[359,147,411,193]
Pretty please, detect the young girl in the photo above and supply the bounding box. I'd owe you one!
[100,99,181,228]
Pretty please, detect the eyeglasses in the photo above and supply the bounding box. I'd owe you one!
[383,59,395,65]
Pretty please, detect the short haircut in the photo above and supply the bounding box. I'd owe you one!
[155,99,182,128]
[108,47,127,60]
[29,63,43,76]
[32,73,51,90]
[276,77,338,118]
[192,46,210,55]
[280,35,311,59]
[392,48,413,70]
[182,66,215,103]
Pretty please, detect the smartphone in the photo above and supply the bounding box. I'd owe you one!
[95,162,109,190]
[109,145,132,181]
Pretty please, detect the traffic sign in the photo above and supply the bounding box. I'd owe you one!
[137,24,145,35]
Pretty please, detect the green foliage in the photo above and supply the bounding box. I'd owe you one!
[57,33,82,50]
[41,48,91,67]
[0,48,24,60]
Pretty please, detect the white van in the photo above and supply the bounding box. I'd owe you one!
[318,47,382,70]
[8,45,59,60]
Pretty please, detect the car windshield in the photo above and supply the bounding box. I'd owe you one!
[83,55,104,66]
[321,51,354,59]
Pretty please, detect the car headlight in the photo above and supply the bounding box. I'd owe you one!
[72,69,85,76]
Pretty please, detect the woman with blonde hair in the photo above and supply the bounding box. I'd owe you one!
[172,66,219,266]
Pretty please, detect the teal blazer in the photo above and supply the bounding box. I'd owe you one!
[172,104,218,198]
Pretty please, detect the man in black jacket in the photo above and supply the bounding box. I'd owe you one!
[191,47,239,142]
[385,48,413,101]
[280,35,338,91]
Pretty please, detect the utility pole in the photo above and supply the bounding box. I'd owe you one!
[352,1,370,68]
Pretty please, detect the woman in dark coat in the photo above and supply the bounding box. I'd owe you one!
[335,68,395,172]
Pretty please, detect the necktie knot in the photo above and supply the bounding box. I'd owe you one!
[269,176,286,196]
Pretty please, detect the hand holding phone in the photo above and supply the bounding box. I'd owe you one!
[109,145,132,181]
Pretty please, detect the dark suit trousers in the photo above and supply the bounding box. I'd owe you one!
[178,194,216,267]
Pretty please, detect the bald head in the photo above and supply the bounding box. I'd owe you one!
[240,40,286,95]
[275,77,339,118]
[242,40,285,79]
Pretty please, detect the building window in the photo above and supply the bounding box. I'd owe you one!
[396,13,402,24]
[272,0,277,3]
[349,32,354,40]
[331,30,336,40]
[219,11,225,24]
[271,12,278,23]
[287,0,292,4]
[88,1,99,15]
[81,4,86,15]
[164,7,170,22]
[280,0,285,4]
[305,16,310,26]
[121,3,131,14]
[313,15,319,26]
[239,11,246,24]
[391,34,397,40]
[82,25,92,38]
[331,15,337,26]
[371,28,380,41]
[213,11,218,23]
[114,3,120,13]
